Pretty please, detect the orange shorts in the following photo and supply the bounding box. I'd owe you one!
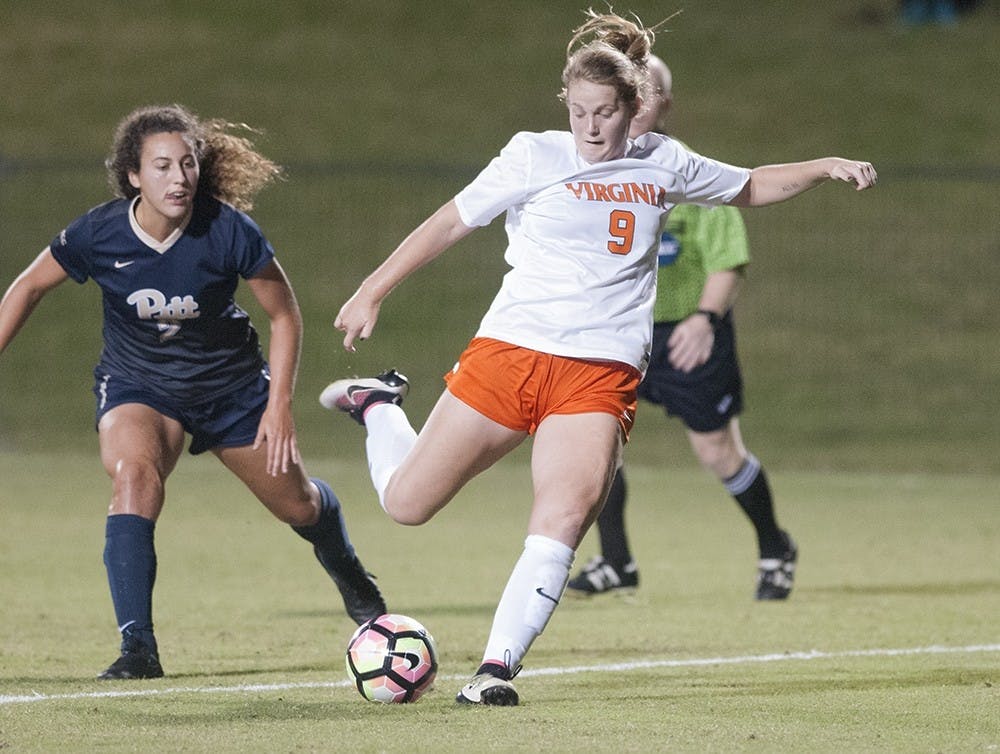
[443,337,641,439]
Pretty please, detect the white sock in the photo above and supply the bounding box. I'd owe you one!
[481,534,575,671]
[363,403,417,511]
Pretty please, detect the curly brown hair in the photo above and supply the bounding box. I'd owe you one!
[105,104,282,211]
[560,8,674,116]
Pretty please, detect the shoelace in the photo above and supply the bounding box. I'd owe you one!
[503,649,523,680]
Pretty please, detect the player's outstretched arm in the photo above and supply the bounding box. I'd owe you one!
[334,199,474,352]
[0,248,69,356]
[730,157,877,207]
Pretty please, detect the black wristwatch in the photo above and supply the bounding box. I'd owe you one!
[695,309,722,329]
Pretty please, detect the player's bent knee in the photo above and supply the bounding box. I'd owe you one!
[106,458,168,517]
[382,495,435,526]
[694,439,739,478]
[110,458,164,495]
[381,477,442,526]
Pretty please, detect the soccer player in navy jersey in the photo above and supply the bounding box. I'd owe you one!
[0,104,386,679]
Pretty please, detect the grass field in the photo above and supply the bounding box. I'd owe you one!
[2,453,998,752]
[2,0,999,751]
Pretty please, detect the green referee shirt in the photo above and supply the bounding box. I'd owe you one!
[653,198,750,323]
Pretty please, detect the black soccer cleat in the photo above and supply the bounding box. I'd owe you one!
[319,549,388,625]
[566,556,639,596]
[97,646,164,680]
[755,531,798,601]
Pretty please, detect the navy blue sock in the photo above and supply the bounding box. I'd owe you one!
[293,478,357,567]
[103,514,158,654]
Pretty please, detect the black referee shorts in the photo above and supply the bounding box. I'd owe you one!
[637,313,743,433]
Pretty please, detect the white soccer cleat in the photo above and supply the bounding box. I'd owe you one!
[319,369,409,425]
[455,672,520,706]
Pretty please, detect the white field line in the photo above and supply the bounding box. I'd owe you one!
[2,642,998,706]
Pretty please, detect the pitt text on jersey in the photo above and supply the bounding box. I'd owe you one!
[126,288,201,341]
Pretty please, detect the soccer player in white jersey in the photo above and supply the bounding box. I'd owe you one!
[568,55,797,601]
[0,105,386,680]
[322,10,877,706]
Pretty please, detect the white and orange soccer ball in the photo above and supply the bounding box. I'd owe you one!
[345,613,438,703]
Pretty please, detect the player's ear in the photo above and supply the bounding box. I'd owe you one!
[128,171,141,189]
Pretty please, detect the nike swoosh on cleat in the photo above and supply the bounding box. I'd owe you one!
[118,620,137,633]
[114,260,135,268]
[535,587,560,605]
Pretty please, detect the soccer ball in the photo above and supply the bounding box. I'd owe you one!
[345,613,438,703]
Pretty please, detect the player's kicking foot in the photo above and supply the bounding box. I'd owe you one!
[566,556,639,596]
[456,662,520,706]
[319,369,409,426]
[755,531,797,601]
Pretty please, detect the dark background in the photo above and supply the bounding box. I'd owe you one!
[2,0,997,473]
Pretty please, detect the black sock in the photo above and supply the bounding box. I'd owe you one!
[103,514,158,654]
[597,467,633,569]
[293,478,357,571]
[477,661,509,679]
[724,454,785,558]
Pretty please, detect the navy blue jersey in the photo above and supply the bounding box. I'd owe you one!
[50,196,274,404]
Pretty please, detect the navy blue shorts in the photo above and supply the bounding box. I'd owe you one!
[637,314,743,433]
[93,367,271,455]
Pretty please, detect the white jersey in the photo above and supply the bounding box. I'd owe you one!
[454,130,749,372]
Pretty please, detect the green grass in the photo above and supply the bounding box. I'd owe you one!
[1,453,998,752]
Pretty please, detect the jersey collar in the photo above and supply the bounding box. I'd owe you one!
[128,196,190,254]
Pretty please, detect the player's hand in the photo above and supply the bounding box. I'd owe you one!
[334,287,381,352]
[667,314,715,373]
[828,159,878,190]
[254,402,301,476]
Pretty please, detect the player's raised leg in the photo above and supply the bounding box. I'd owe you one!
[378,390,526,524]
[322,373,526,524]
